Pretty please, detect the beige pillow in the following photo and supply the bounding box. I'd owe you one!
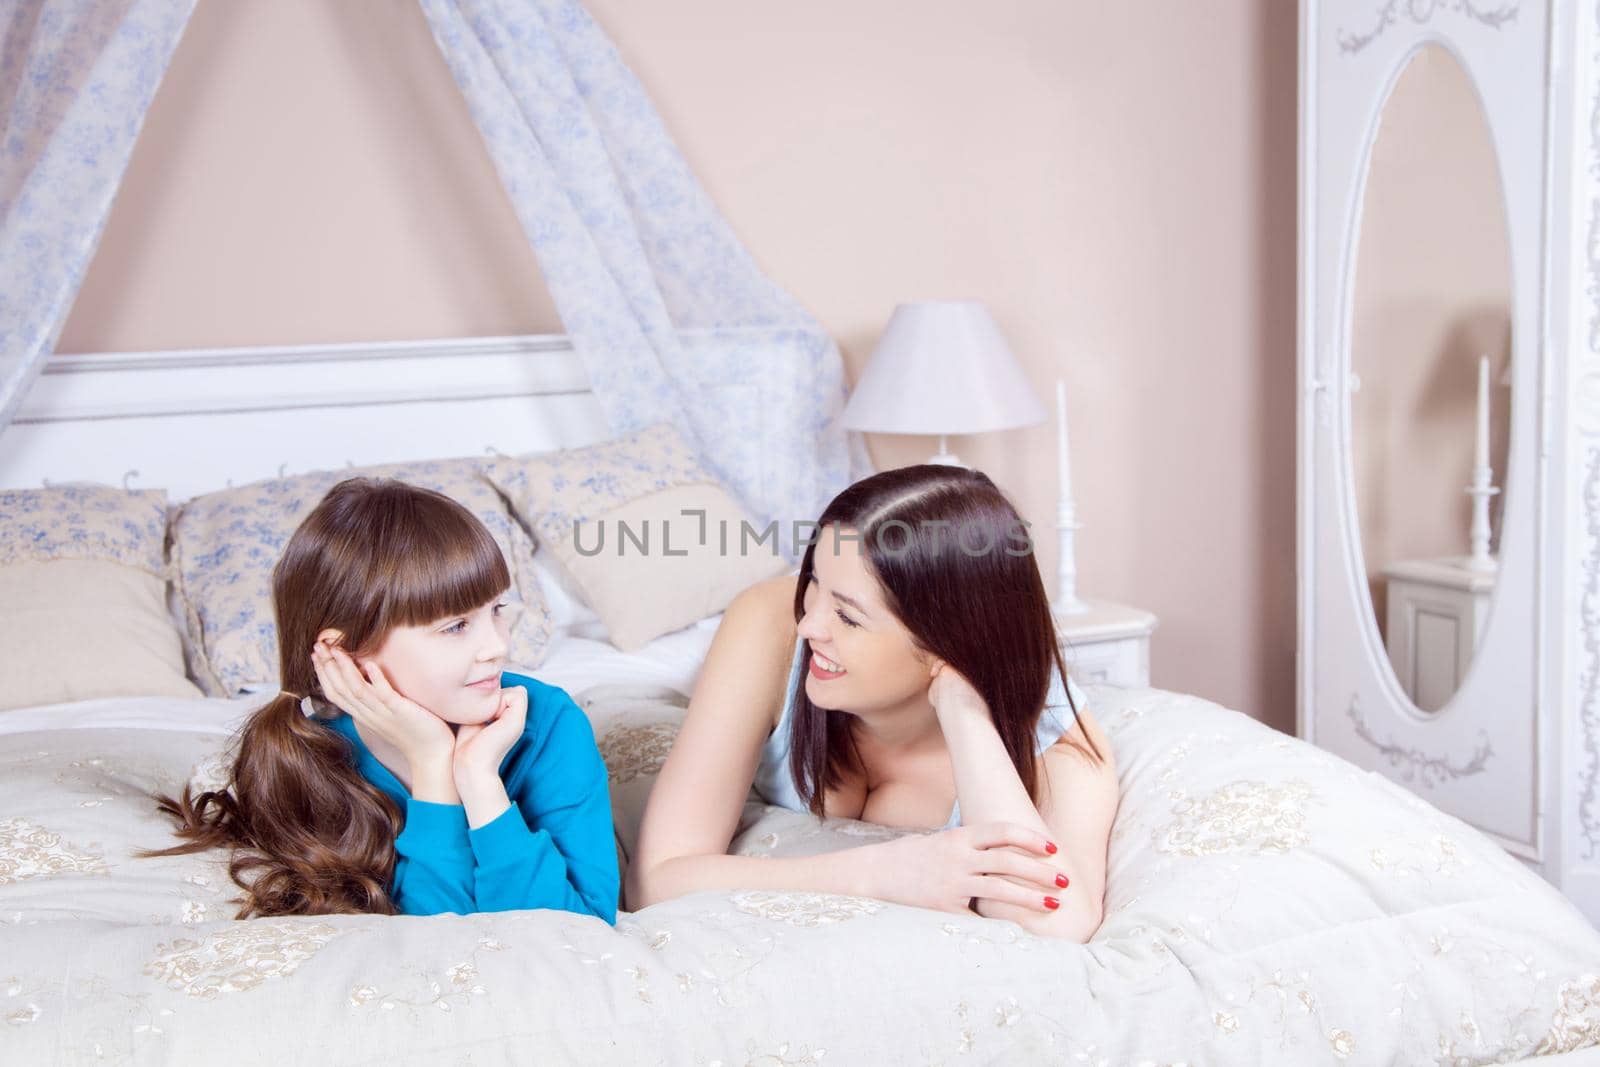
[580,685,690,887]
[486,422,790,651]
[0,486,202,711]
[170,458,555,697]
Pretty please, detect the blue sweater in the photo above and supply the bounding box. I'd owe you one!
[317,671,619,923]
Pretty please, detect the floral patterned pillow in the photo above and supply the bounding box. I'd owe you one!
[170,459,554,697]
[0,484,202,709]
[486,422,714,547]
[0,483,169,572]
[485,422,790,651]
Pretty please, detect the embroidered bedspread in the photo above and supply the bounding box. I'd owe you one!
[1,684,1596,1063]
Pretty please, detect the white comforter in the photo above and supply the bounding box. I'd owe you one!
[1,682,1597,1065]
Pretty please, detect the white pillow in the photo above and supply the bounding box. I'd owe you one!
[526,544,609,641]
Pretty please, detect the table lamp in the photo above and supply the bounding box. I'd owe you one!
[839,300,1046,466]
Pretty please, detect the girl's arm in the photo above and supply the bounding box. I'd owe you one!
[389,794,479,916]
[389,746,478,915]
[457,689,620,923]
[935,687,1116,942]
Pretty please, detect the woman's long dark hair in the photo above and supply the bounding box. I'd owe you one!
[787,464,1103,816]
[138,477,511,917]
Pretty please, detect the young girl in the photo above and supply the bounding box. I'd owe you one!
[144,477,620,922]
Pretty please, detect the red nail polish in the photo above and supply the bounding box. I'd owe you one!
[1043,896,1060,910]
[1055,873,1069,888]
[1045,841,1058,855]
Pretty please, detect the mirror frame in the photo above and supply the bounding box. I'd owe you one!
[1299,0,1546,857]
[1341,39,1514,717]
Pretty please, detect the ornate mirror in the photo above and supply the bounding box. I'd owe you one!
[1302,0,1600,927]
[1299,3,1544,864]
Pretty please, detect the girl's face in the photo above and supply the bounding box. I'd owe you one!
[365,592,512,725]
[797,525,933,713]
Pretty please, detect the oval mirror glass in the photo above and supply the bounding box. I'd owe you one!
[1350,44,1511,714]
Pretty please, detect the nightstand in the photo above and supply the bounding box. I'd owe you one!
[1380,556,1495,711]
[1052,600,1157,687]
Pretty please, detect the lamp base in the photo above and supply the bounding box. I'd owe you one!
[927,451,967,468]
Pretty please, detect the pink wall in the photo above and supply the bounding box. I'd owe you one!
[57,0,1300,732]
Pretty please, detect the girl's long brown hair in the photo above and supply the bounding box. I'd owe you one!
[787,464,1104,817]
[138,477,511,918]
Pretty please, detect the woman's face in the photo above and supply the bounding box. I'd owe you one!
[362,592,512,726]
[797,525,933,713]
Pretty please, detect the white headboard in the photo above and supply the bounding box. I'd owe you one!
[0,334,611,498]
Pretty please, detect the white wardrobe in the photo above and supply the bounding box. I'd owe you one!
[1298,0,1600,926]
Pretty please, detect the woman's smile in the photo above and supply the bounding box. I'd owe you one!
[809,649,846,680]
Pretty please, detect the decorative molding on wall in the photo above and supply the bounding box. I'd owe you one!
[17,334,589,424]
[1576,0,1600,859]
[0,334,611,501]
[1337,0,1521,55]
[1581,450,1600,856]
[1345,694,1494,786]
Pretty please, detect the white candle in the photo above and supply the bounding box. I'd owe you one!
[1056,378,1072,500]
[1474,354,1489,471]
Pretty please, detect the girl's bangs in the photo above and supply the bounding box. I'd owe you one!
[379,506,510,629]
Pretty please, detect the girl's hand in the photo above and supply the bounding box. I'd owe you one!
[927,659,989,720]
[864,821,1066,915]
[311,642,456,768]
[452,685,527,781]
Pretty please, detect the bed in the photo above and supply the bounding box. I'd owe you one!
[2,337,1598,1064]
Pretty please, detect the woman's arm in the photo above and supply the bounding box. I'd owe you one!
[938,695,1117,941]
[629,575,892,909]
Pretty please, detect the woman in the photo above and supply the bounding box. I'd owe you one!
[628,465,1118,941]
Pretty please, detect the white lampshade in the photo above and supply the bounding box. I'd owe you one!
[841,301,1047,436]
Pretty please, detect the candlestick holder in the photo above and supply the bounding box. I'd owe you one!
[1055,496,1089,614]
[1464,464,1499,573]
[1052,376,1090,616]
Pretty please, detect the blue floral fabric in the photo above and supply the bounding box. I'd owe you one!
[485,421,715,547]
[0,0,198,428]
[1,0,876,556]
[0,484,169,574]
[416,0,874,558]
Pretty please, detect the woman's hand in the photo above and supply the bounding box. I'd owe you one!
[863,821,1066,915]
[927,659,989,720]
[311,642,456,769]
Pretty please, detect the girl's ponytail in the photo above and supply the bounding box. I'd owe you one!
[140,691,402,918]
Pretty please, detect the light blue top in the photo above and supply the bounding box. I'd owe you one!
[752,637,1089,829]
[315,671,619,922]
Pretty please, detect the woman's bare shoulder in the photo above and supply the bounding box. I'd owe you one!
[699,573,800,732]
[717,573,800,649]
[730,572,800,619]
